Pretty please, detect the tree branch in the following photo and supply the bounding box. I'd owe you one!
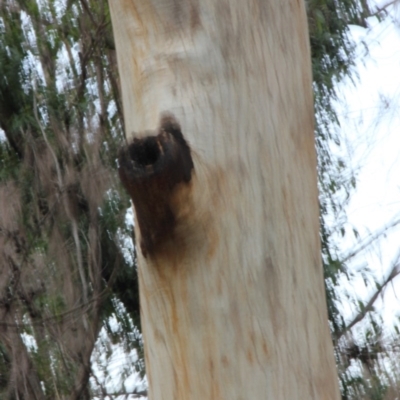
[370,0,399,18]
[341,217,400,264]
[336,255,400,341]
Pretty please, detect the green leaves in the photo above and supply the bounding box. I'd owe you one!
[0,0,141,397]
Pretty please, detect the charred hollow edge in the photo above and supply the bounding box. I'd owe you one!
[118,115,194,257]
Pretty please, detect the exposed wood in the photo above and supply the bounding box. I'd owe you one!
[110,0,340,398]
[119,114,194,257]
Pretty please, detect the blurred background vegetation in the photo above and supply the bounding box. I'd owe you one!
[0,0,398,398]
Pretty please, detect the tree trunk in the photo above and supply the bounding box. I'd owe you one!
[109,1,340,399]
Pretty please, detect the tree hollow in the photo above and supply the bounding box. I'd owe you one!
[118,115,194,257]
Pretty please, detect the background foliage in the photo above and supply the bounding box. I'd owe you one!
[0,0,398,398]
[0,0,142,398]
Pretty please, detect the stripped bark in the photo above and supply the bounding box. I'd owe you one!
[110,1,340,398]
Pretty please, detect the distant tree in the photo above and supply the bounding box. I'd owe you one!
[0,0,142,397]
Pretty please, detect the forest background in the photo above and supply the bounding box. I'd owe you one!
[0,0,399,398]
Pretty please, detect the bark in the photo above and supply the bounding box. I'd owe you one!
[110,1,340,399]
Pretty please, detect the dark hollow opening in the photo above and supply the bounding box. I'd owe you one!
[129,136,161,167]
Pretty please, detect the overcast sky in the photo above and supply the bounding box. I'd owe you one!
[335,3,400,334]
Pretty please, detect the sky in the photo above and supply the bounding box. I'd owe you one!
[335,4,400,335]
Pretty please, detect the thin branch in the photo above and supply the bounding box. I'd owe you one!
[341,217,400,264]
[79,0,97,26]
[98,389,148,399]
[0,289,109,329]
[336,255,400,341]
[369,0,399,18]
[33,80,63,187]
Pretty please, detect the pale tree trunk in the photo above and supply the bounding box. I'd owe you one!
[109,1,340,399]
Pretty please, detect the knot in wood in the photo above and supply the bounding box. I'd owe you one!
[118,115,194,257]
